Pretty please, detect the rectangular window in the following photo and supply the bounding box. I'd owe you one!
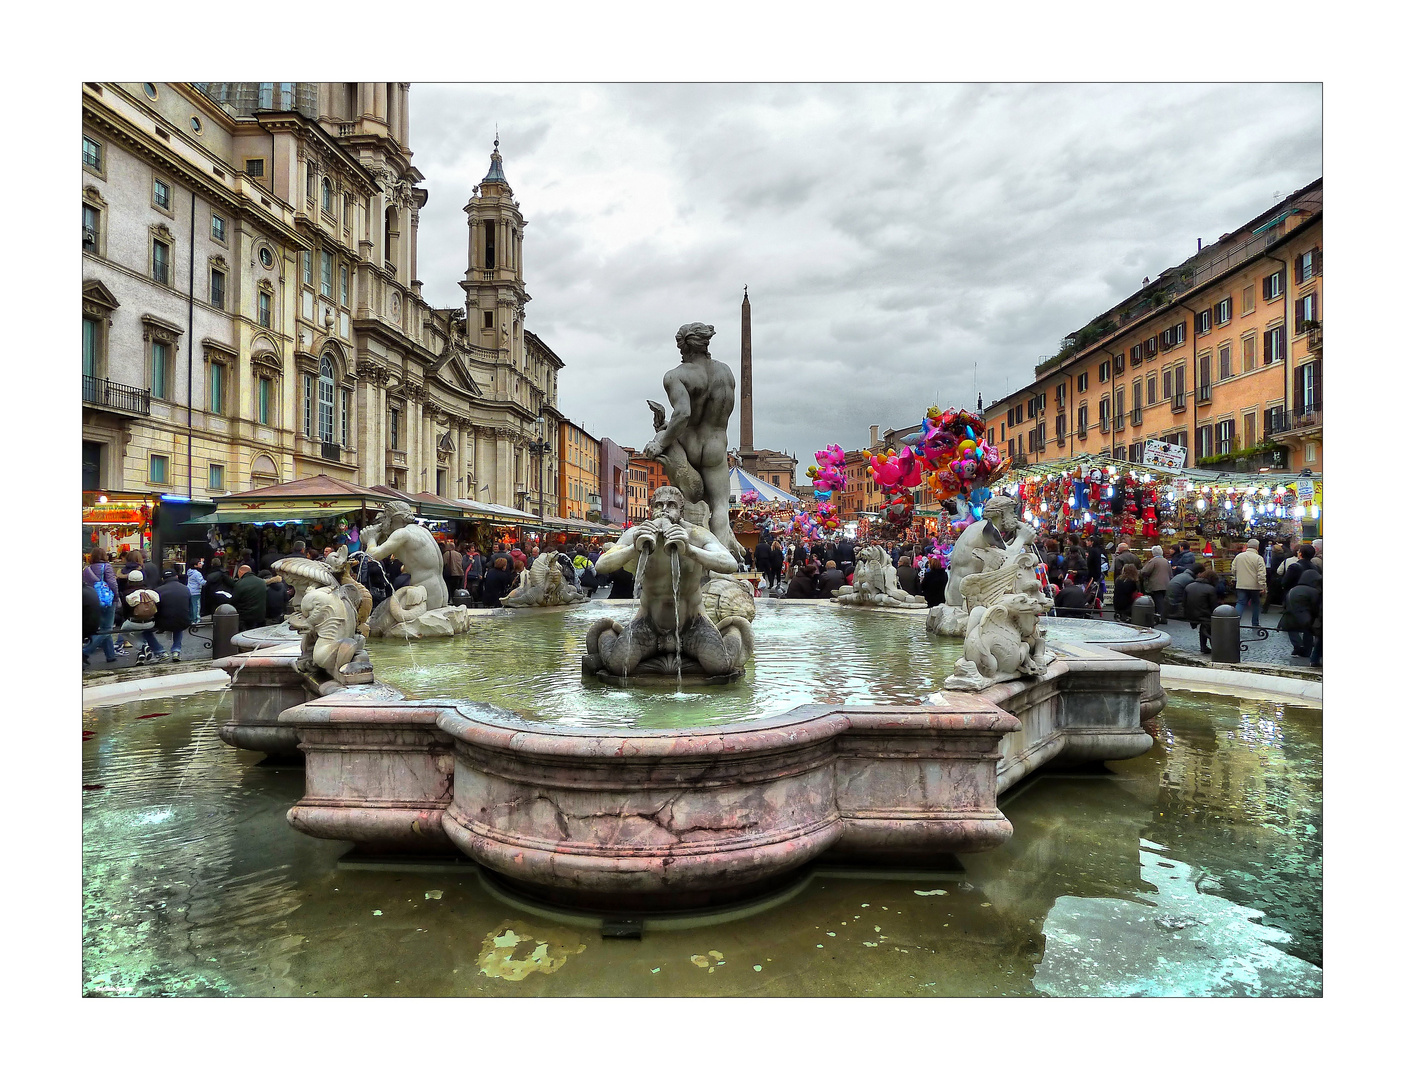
[210,268,225,309]
[1243,410,1257,448]
[1077,372,1088,393]
[303,372,314,436]
[1146,374,1157,405]
[302,250,313,286]
[1242,286,1256,315]
[83,135,102,171]
[1196,425,1213,460]
[1098,361,1110,383]
[1215,297,1232,325]
[209,463,224,490]
[1077,403,1088,436]
[1114,352,1126,374]
[151,341,169,399]
[1014,404,1024,424]
[1163,369,1173,401]
[1265,326,1286,364]
[341,387,352,446]
[153,178,171,209]
[1219,344,1232,381]
[152,239,169,285]
[1242,334,1257,371]
[83,204,99,252]
[1295,247,1320,283]
[340,265,349,307]
[258,376,271,425]
[212,214,226,243]
[258,291,271,328]
[1174,366,1186,403]
[1132,380,1142,409]
[320,251,334,297]
[1114,388,1125,429]
[1265,404,1286,436]
[245,158,265,178]
[209,363,224,415]
[1263,271,1283,301]
[1197,353,1212,395]
[1295,292,1318,334]
[83,317,99,378]
[1215,418,1236,456]
[149,454,168,484]
[1130,344,1142,363]
[1196,310,1211,336]
[483,310,494,330]
[1129,441,1143,464]
[389,406,400,450]
[1142,336,1155,359]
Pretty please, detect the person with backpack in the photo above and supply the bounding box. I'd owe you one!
[122,570,166,663]
[82,547,120,664]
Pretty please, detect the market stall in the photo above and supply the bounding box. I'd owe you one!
[81,490,154,556]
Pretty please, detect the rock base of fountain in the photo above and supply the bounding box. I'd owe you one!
[369,603,473,640]
[585,661,745,688]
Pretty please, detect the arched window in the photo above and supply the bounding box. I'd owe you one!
[322,178,333,214]
[318,355,335,443]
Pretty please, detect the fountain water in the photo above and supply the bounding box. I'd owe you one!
[671,547,682,692]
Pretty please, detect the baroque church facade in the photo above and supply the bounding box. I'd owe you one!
[82,81,559,516]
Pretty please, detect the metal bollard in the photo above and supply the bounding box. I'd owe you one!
[212,604,240,659]
[1130,595,1157,627]
[452,589,471,608]
[1210,604,1241,663]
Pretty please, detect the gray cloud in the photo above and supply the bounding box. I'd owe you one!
[407,82,1321,470]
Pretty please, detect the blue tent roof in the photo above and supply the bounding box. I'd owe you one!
[729,466,799,504]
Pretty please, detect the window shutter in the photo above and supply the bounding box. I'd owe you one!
[1313,246,1321,276]
[1294,254,1303,284]
[1263,276,1271,302]
[1294,362,1305,412]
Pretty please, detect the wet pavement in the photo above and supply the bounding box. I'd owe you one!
[82,686,1321,997]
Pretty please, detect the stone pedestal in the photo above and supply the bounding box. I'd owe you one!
[212,645,313,758]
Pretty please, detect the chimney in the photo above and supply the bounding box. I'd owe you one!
[869,424,880,447]
[739,286,753,453]
[1197,237,1203,251]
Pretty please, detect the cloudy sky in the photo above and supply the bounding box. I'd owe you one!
[406,83,1321,475]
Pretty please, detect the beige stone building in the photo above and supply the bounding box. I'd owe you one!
[82,81,560,532]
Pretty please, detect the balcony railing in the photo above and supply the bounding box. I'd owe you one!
[1171,392,1187,412]
[82,374,150,416]
[339,122,356,137]
[1265,411,1290,436]
[1195,384,1213,404]
[1113,413,1125,432]
[1307,326,1323,355]
[1292,407,1323,430]
[320,441,341,462]
[1130,407,1143,426]
[1077,425,1088,440]
[1099,417,1111,434]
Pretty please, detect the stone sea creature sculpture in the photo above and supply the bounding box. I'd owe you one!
[362,501,470,639]
[502,553,592,608]
[833,546,926,609]
[927,495,1030,636]
[943,549,1054,692]
[274,545,372,633]
[699,575,757,624]
[288,582,375,689]
[583,485,753,680]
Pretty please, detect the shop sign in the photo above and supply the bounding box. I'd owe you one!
[1142,438,1187,471]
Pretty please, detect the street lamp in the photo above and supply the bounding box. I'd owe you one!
[526,415,551,525]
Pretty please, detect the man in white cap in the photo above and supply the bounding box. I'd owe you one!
[1230,538,1268,628]
[121,570,166,663]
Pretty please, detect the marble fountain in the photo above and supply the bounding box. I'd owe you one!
[211,321,1168,914]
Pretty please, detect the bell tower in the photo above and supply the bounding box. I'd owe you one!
[461,137,531,364]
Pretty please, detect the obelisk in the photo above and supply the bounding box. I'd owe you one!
[740,286,753,454]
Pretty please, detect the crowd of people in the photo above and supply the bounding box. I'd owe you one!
[84,526,1322,669]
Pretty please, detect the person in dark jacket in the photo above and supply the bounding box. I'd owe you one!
[605,566,635,600]
[1112,562,1140,621]
[921,560,948,608]
[1086,539,1107,599]
[1167,565,1196,619]
[261,571,292,622]
[480,556,517,608]
[230,564,268,631]
[1183,566,1219,653]
[836,539,856,568]
[753,542,770,585]
[767,541,785,590]
[895,556,920,596]
[816,560,846,598]
[785,564,817,598]
[202,558,234,612]
[1055,573,1090,617]
[155,568,194,660]
[1282,568,1322,660]
[1280,545,1317,598]
[82,583,101,643]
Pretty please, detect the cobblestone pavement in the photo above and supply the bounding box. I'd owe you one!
[1157,607,1320,668]
[81,620,217,672]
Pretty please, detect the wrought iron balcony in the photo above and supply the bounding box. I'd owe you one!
[320,441,341,462]
[1171,392,1187,412]
[1307,324,1322,355]
[82,375,150,416]
[1077,425,1088,440]
[1292,407,1323,431]
[1099,417,1111,434]
[1196,384,1213,404]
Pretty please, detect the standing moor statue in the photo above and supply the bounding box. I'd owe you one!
[642,322,744,561]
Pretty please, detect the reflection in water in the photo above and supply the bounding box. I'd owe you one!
[83,686,1321,997]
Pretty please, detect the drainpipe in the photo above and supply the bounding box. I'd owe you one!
[1174,299,1199,461]
[1100,346,1117,460]
[187,176,196,501]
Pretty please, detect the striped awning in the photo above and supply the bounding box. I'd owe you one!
[729,466,799,504]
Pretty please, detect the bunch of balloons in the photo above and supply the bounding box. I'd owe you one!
[912,407,1006,499]
[814,502,841,531]
[806,444,848,501]
[739,489,760,506]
